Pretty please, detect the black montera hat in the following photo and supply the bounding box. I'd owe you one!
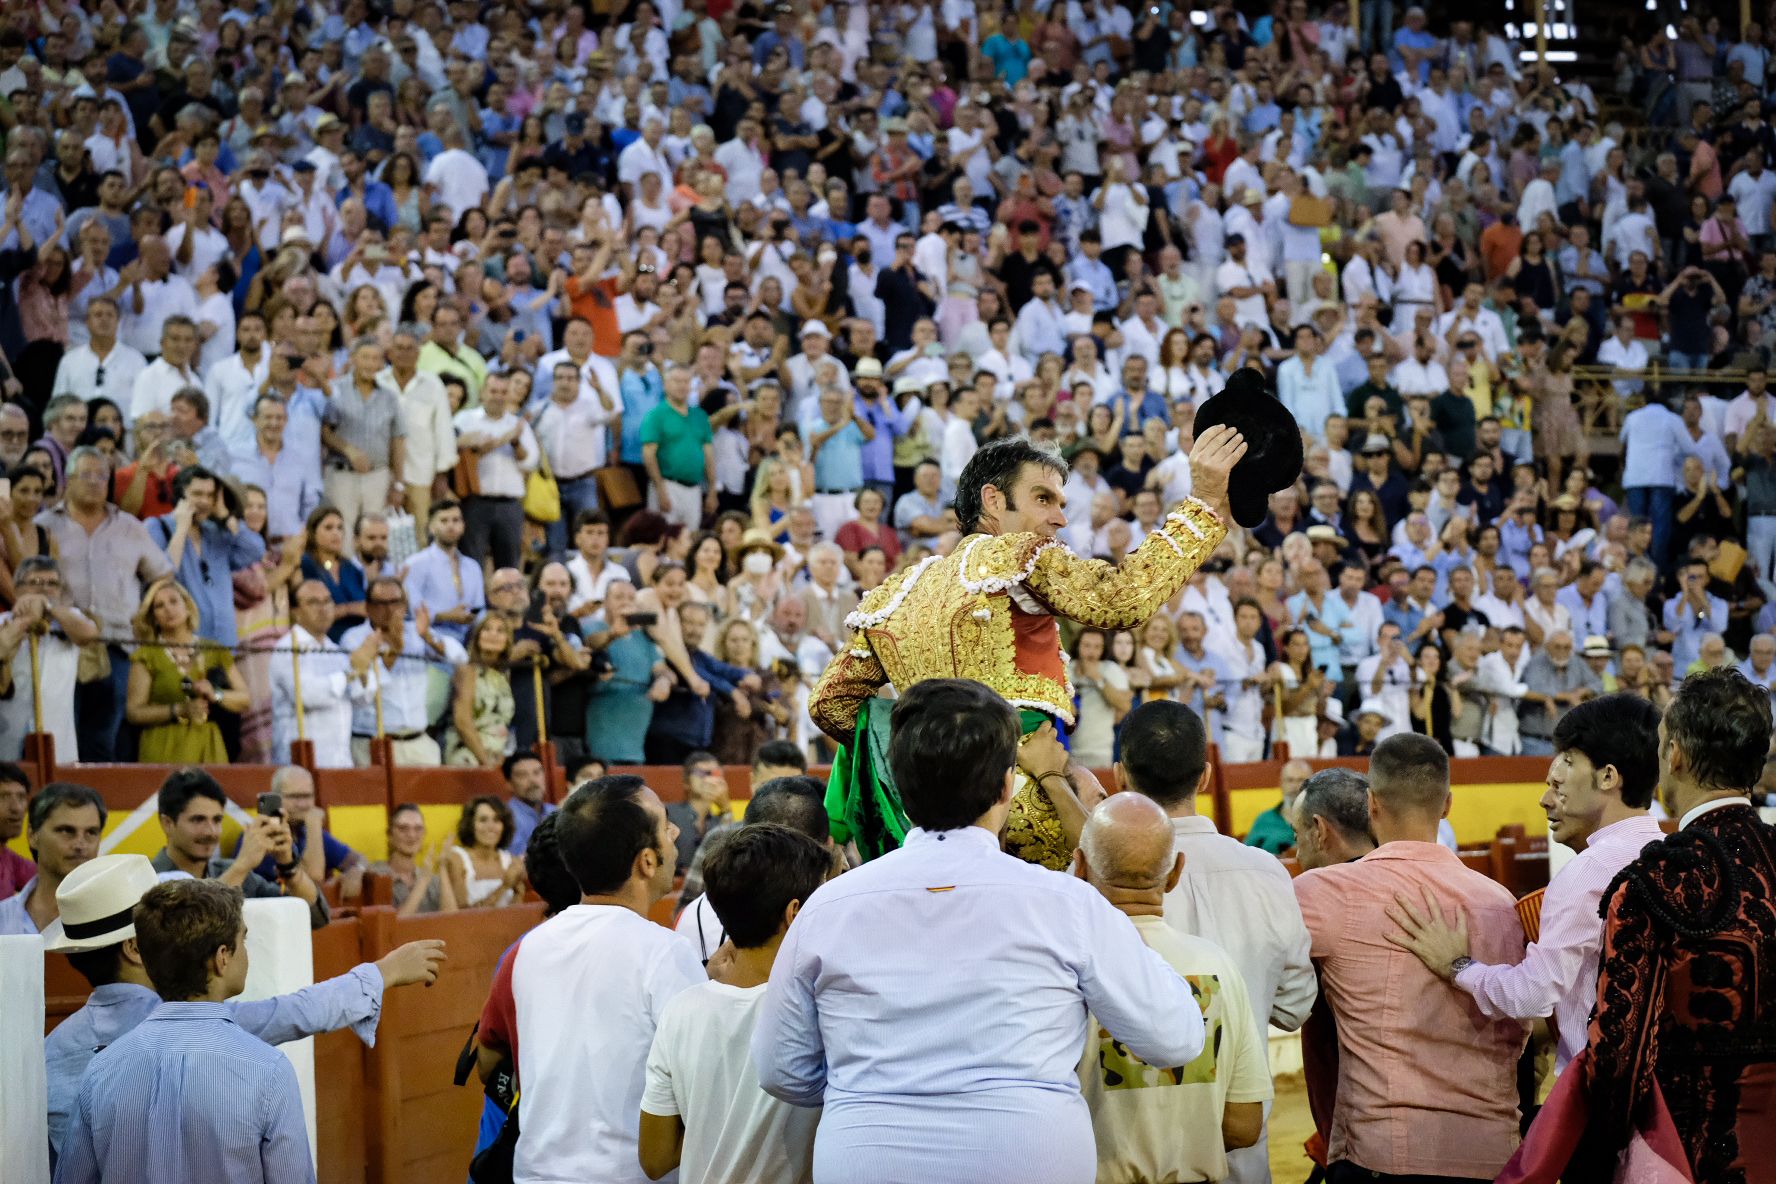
[1192,366,1304,529]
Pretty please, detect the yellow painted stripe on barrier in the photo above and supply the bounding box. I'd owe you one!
[1229,782,1548,847]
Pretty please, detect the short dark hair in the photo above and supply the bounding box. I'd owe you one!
[171,465,219,503]
[428,497,462,521]
[456,794,515,848]
[753,739,807,773]
[565,753,608,783]
[572,508,611,536]
[502,752,544,781]
[703,822,830,948]
[522,812,581,915]
[683,750,720,775]
[889,680,1018,831]
[1295,769,1374,844]
[743,776,829,841]
[952,436,1068,536]
[25,788,106,852]
[0,761,33,793]
[1553,693,1661,809]
[157,768,228,823]
[1369,733,1450,814]
[557,775,660,895]
[1664,668,1774,793]
[1117,701,1210,808]
[134,878,243,1002]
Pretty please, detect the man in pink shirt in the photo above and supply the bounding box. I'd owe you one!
[1387,694,1667,1071]
[1294,733,1529,1182]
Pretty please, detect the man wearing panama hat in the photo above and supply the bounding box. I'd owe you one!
[42,853,446,1163]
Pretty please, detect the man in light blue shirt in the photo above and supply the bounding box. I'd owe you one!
[616,336,664,468]
[1286,560,1350,679]
[1066,231,1119,312]
[1276,325,1343,441]
[1176,613,1237,746]
[57,878,313,1184]
[402,499,485,643]
[1618,393,1688,569]
[1664,558,1730,670]
[227,395,323,540]
[754,680,1204,1183]
[42,854,443,1166]
[143,467,266,648]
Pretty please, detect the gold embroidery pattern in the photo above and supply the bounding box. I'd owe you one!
[1005,770,1071,870]
[809,507,1225,746]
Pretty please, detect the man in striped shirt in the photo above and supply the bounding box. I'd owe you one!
[1386,693,1666,1068]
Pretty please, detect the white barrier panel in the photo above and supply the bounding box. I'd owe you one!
[0,934,50,1184]
[240,896,319,1165]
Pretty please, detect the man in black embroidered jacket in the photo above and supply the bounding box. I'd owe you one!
[1575,668,1776,1182]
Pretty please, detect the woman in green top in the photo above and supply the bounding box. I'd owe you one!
[125,576,249,764]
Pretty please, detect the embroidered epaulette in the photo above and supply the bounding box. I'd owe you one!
[956,532,1058,595]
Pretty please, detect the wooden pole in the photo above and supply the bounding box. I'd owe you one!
[291,632,306,742]
[531,660,547,745]
[1532,0,1547,65]
[1348,0,1359,39]
[26,632,42,737]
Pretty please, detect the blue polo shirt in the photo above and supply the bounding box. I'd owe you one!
[804,411,866,492]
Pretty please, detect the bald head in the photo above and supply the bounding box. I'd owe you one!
[1080,793,1178,890]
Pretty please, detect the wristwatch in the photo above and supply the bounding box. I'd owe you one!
[275,859,301,880]
[1448,955,1475,978]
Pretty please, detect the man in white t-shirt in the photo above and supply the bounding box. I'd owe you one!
[1074,793,1271,1184]
[475,776,704,1184]
[1214,234,1275,330]
[423,125,491,223]
[641,822,830,1184]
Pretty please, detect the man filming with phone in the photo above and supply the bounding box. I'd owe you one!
[150,768,329,929]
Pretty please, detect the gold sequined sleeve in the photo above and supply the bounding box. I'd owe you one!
[809,639,887,744]
[1020,497,1228,629]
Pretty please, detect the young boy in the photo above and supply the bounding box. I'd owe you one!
[638,823,830,1183]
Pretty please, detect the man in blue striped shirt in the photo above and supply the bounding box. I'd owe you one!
[56,879,311,1184]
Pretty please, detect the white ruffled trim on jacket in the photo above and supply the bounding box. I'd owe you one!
[845,552,940,632]
[957,534,1059,595]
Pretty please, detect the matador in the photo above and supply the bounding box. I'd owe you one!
[809,425,1248,870]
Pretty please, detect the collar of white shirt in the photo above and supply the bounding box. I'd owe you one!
[904,825,998,852]
[1678,796,1753,829]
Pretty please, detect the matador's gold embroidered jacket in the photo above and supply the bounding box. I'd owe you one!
[809,497,1229,743]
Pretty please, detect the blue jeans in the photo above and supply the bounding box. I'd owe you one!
[547,474,602,555]
[1520,736,1555,757]
[73,644,133,762]
[1665,350,1710,372]
[1361,0,1393,53]
[1624,484,1675,570]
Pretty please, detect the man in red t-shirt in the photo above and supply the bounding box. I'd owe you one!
[560,231,623,357]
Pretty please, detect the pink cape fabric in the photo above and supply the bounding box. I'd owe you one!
[1495,1048,1694,1184]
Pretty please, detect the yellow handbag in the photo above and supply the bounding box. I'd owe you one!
[524,448,561,524]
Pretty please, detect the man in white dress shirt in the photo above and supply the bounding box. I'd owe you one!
[1388,693,1668,1071]
[754,679,1205,1184]
[52,298,146,412]
[271,580,382,767]
[205,311,272,455]
[128,316,203,425]
[118,236,197,360]
[1114,699,1317,1184]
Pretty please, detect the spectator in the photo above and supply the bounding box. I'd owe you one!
[51,298,145,418]
[150,769,327,929]
[403,499,485,644]
[43,853,445,1163]
[0,558,99,761]
[566,511,630,621]
[453,371,539,571]
[228,396,324,542]
[1246,758,1314,854]
[324,336,408,543]
[503,751,554,858]
[639,821,830,1183]
[123,576,249,764]
[144,466,266,649]
[55,878,313,1184]
[298,505,366,642]
[1294,733,1529,1181]
[0,763,29,900]
[270,579,380,767]
[641,364,716,531]
[475,775,704,1182]
[1664,557,1729,669]
[339,576,464,768]
[1114,700,1316,1182]
[445,612,515,768]
[446,793,526,909]
[753,679,1204,1181]
[378,324,458,536]
[1519,631,1604,756]
[1075,792,1270,1184]
[1070,627,1133,769]
[369,803,459,915]
[0,781,104,936]
[126,313,200,424]
[41,445,173,762]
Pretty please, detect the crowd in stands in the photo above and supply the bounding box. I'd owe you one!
[2,0,1776,775]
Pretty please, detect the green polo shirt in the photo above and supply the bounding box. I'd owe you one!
[1242,804,1296,855]
[640,399,713,485]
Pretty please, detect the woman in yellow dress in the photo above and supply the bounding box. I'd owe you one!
[125,576,250,764]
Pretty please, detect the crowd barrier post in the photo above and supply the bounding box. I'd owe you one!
[1206,742,1234,836]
